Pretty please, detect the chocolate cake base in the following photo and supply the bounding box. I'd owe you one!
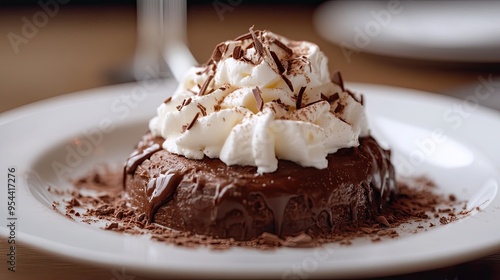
[124,133,396,241]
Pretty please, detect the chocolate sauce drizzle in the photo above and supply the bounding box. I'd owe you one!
[146,171,183,222]
[122,140,163,188]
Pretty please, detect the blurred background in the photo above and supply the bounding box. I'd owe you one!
[1,0,500,114]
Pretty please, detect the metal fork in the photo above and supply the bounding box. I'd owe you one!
[162,0,197,81]
[133,0,197,81]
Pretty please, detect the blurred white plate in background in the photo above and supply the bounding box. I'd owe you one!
[314,1,500,62]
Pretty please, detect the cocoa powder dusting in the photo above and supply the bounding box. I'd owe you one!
[51,168,468,250]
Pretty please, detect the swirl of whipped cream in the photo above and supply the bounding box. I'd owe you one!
[149,28,369,173]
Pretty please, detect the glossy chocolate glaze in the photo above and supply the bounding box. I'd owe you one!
[123,138,162,188]
[124,133,396,240]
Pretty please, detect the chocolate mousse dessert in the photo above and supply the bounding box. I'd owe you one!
[123,27,397,241]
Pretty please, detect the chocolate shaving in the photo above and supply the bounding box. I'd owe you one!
[164,97,172,104]
[197,103,207,116]
[211,43,224,63]
[270,51,285,74]
[211,43,227,62]
[334,103,345,114]
[185,112,200,131]
[330,93,340,102]
[233,45,242,59]
[249,26,264,57]
[332,71,344,91]
[176,97,192,111]
[281,75,294,91]
[245,42,255,51]
[220,44,228,58]
[321,92,340,103]
[234,32,253,41]
[346,89,362,104]
[241,56,254,65]
[302,100,323,108]
[252,86,264,111]
[199,75,214,96]
[176,100,185,111]
[296,86,306,109]
[271,38,293,57]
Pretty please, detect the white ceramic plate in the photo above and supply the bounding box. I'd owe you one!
[1,81,500,279]
[314,1,500,62]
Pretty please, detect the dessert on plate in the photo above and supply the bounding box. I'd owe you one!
[123,27,397,241]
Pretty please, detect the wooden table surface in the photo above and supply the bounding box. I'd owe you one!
[1,3,499,280]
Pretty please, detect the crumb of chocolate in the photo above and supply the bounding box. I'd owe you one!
[439,215,457,225]
[376,216,390,227]
[105,222,119,230]
[282,232,316,248]
[69,198,80,207]
[271,38,293,57]
[115,211,124,220]
[55,169,468,250]
[360,227,373,234]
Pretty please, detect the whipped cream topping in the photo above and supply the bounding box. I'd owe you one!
[149,28,369,173]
